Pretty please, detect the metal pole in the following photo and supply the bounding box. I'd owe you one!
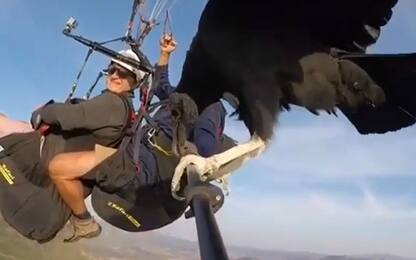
[186,165,229,260]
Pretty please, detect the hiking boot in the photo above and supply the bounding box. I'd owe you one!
[63,216,102,243]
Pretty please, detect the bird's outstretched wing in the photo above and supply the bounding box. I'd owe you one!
[178,0,415,138]
[195,0,398,51]
[303,0,398,52]
[340,53,416,134]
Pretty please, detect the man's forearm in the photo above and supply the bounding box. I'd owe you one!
[154,62,175,100]
[157,52,171,66]
[39,93,126,132]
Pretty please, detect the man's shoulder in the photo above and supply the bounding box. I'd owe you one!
[89,91,132,108]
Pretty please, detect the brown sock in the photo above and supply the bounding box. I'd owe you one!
[74,211,92,220]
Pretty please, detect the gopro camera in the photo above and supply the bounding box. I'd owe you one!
[63,17,78,34]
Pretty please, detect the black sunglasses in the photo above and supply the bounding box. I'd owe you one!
[106,63,136,80]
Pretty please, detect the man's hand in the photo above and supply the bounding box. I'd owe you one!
[158,34,177,66]
[160,34,177,54]
[30,99,54,131]
[30,107,44,130]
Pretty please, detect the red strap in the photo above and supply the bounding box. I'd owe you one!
[38,124,51,136]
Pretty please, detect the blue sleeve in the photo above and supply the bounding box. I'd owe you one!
[192,102,226,157]
[153,65,175,101]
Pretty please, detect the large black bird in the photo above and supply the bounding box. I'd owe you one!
[171,0,416,190]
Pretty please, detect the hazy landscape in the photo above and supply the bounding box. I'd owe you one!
[0,218,414,260]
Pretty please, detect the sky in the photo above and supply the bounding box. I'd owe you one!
[1,0,415,258]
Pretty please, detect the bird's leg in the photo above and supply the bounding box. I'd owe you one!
[207,134,266,180]
[171,134,266,195]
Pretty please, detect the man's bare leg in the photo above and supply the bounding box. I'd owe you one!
[48,151,101,242]
[49,151,96,214]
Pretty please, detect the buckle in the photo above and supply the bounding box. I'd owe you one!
[147,128,156,146]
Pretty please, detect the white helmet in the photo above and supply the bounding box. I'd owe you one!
[110,49,145,82]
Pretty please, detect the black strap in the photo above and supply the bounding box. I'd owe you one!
[108,93,135,148]
[66,49,93,103]
[119,98,168,173]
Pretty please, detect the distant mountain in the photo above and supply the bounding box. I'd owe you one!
[0,218,414,260]
[354,255,415,260]
[319,256,368,260]
[0,219,87,260]
[317,255,414,260]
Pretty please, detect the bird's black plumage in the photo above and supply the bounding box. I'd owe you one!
[175,0,416,140]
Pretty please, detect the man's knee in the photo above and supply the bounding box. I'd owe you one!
[200,102,224,115]
[48,154,67,180]
[49,151,98,180]
[197,103,225,126]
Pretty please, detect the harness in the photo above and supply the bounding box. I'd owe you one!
[107,92,136,148]
[120,98,170,174]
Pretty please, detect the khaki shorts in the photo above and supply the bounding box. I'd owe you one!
[94,144,117,165]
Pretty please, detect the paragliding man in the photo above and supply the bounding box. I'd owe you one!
[0,46,142,241]
[0,35,235,242]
